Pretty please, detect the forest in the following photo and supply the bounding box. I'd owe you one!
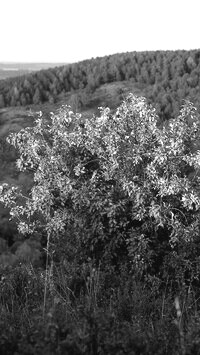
[0,49,200,121]
[1,51,200,354]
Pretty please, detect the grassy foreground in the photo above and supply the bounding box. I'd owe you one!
[0,259,200,355]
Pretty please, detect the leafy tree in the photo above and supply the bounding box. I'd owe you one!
[1,94,200,286]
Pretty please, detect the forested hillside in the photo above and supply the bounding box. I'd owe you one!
[0,50,200,121]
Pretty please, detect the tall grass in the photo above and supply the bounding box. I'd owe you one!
[0,259,200,354]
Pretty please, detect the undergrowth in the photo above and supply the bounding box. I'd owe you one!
[0,260,200,354]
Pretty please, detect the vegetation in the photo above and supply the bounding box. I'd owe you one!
[0,94,200,353]
[1,50,200,121]
[0,79,145,252]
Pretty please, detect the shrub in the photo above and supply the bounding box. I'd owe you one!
[1,94,200,286]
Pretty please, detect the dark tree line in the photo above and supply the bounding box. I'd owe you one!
[1,49,200,120]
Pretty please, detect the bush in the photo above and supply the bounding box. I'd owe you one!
[1,94,200,287]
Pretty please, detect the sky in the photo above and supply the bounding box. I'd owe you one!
[0,0,200,63]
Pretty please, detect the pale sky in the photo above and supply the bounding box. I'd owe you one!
[0,0,199,63]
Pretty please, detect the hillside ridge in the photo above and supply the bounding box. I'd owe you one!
[0,49,200,121]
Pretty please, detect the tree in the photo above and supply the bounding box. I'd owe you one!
[1,95,200,285]
[20,93,27,106]
[33,87,42,104]
[0,94,5,108]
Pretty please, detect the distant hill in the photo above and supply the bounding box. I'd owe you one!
[0,50,200,122]
[0,62,68,80]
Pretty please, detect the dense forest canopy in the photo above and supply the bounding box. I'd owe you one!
[1,49,200,121]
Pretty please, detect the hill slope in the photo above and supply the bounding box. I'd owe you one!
[0,49,200,121]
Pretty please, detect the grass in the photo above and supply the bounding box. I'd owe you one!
[0,257,200,354]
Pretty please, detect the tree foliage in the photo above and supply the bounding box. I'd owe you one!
[1,94,200,283]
